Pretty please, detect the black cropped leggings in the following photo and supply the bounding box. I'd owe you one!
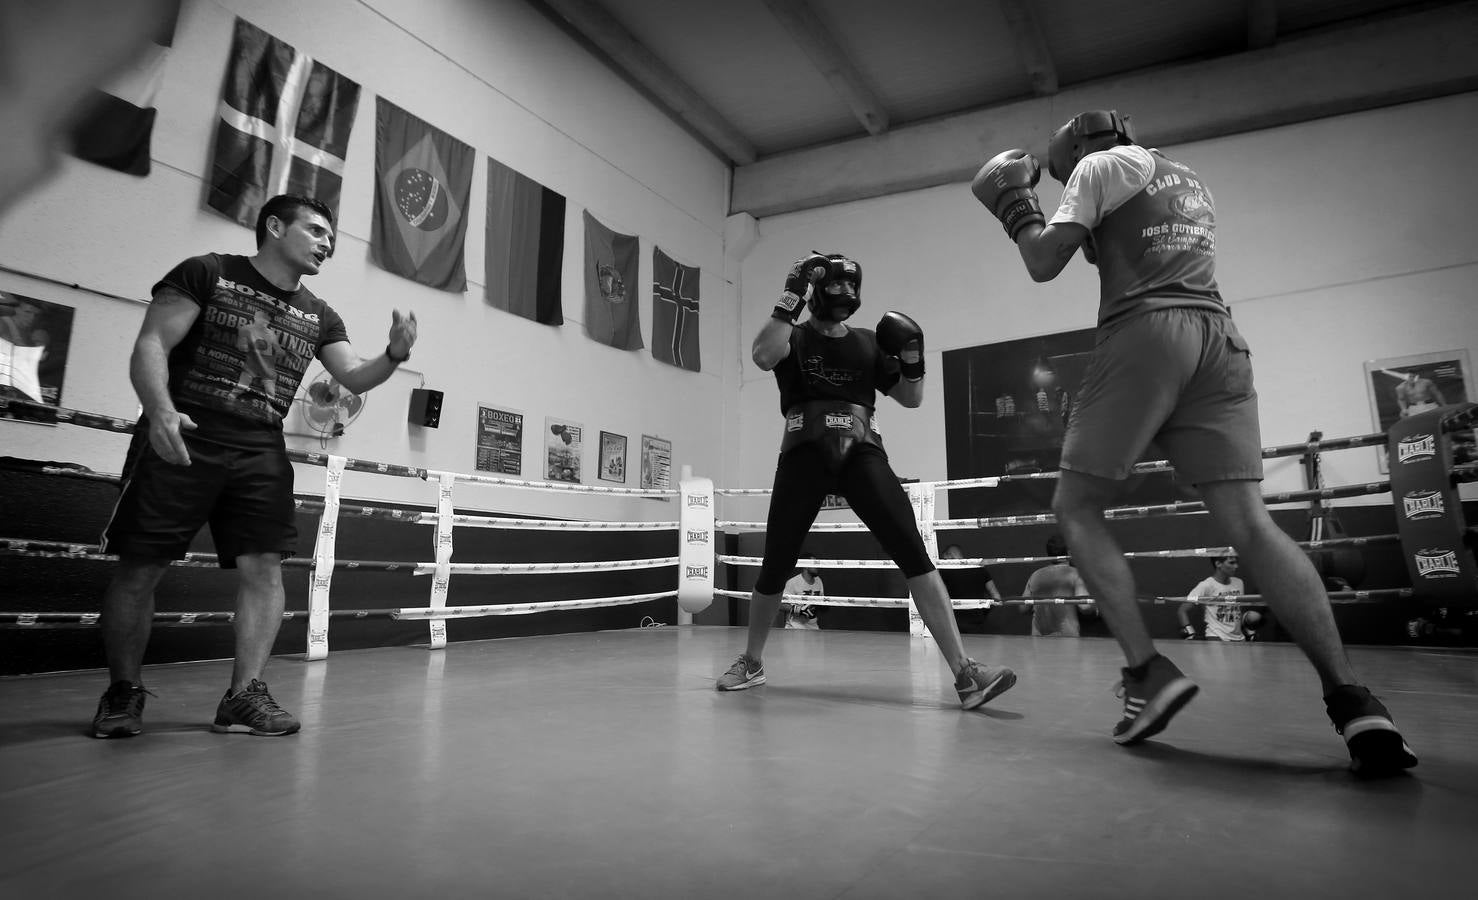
[753,442,935,595]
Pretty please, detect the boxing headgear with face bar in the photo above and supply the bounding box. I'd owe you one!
[808,254,862,322]
[1047,110,1135,184]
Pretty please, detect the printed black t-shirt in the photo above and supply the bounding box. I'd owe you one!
[772,323,900,413]
[149,253,348,449]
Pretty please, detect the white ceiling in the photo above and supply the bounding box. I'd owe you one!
[528,0,1478,215]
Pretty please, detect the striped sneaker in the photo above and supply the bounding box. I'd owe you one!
[715,653,765,691]
[1112,654,1198,744]
[211,679,300,736]
[1325,685,1417,777]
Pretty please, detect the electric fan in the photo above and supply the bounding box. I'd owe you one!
[299,371,365,437]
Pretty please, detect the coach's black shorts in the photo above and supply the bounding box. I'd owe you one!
[102,430,297,568]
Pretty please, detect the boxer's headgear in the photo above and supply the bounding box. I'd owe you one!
[1047,110,1135,184]
[808,254,862,321]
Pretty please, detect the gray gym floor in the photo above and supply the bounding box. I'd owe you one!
[1,626,1472,899]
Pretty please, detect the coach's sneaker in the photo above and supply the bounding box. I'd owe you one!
[1325,685,1417,777]
[92,681,151,738]
[955,659,1016,710]
[1112,654,1199,745]
[716,653,765,691]
[211,679,300,736]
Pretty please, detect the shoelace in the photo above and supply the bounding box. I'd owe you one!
[729,655,754,675]
[105,685,155,715]
[239,682,287,715]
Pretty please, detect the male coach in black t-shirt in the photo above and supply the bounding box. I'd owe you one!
[92,195,418,739]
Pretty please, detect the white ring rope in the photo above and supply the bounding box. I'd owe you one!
[411,557,679,577]
[390,592,678,619]
[429,468,677,497]
[423,514,677,531]
[716,520,870,531]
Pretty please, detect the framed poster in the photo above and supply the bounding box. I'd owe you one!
[545,416,583,482]
[640,433,671,496]
[1364,350,1475,472]
[0,290,76,420]
[475,404,524,475]
[598,431,627,483]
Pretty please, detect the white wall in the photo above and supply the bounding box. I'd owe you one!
[5,4,1475,528]
[0,0,736,522]
[734,93,1478,512]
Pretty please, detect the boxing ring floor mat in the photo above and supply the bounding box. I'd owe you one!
[0,627,1473,900]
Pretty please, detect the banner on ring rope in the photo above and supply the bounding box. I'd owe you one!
[1386,403,1478,603]
[306,455,347,660]
[678,475,714,613]
[905,482,932,636]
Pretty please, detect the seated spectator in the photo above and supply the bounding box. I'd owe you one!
[1179,554,1263,641]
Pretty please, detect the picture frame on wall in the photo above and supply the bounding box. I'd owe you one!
[1363,349,1475,473]
[545,416,583,483]
[640,433,671,500]
[0,290,76,422]
[598,430,627,484]
[475,403,524,476]
[940,327,1192,517]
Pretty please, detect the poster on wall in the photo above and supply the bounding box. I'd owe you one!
[545,416,583,482]
[641,434,672,498]
[0,290,76,421]
[475,404,524,475]
[598,431,627,484]
[941,327,1188,517]
[1364,350,1476,473]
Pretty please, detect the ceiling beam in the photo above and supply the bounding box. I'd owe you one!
[1000,0,1058,96]
[536,0,757,164]
[761,0,889,135]
[1247,0,1279,50]
[732,2,1478,218]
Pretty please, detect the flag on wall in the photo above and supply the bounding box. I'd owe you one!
[371,98,473,292]
[68,6,180,175]
[206,18,361,228]
[485,157,565,325]
[582,211,642,350]
[651,247,700,372]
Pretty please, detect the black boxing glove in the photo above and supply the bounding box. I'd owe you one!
[876,311,925,381]
[970,149,1045,241]
[774,252,831,322]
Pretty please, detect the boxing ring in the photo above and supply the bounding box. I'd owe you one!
[1,397,1475,897]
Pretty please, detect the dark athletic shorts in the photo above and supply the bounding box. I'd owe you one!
[102,430,297,568]
[1061,307,1264,485]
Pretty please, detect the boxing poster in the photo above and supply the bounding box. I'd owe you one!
[545,416,583,483]
[1364,350,1475,473]
[598,430,627,484]
[942,328,1187,517]
[475,404,523,476]
[0,291,75,420]
[641,434,671,495]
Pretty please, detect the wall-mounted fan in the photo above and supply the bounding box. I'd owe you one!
[300,371,365,437]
